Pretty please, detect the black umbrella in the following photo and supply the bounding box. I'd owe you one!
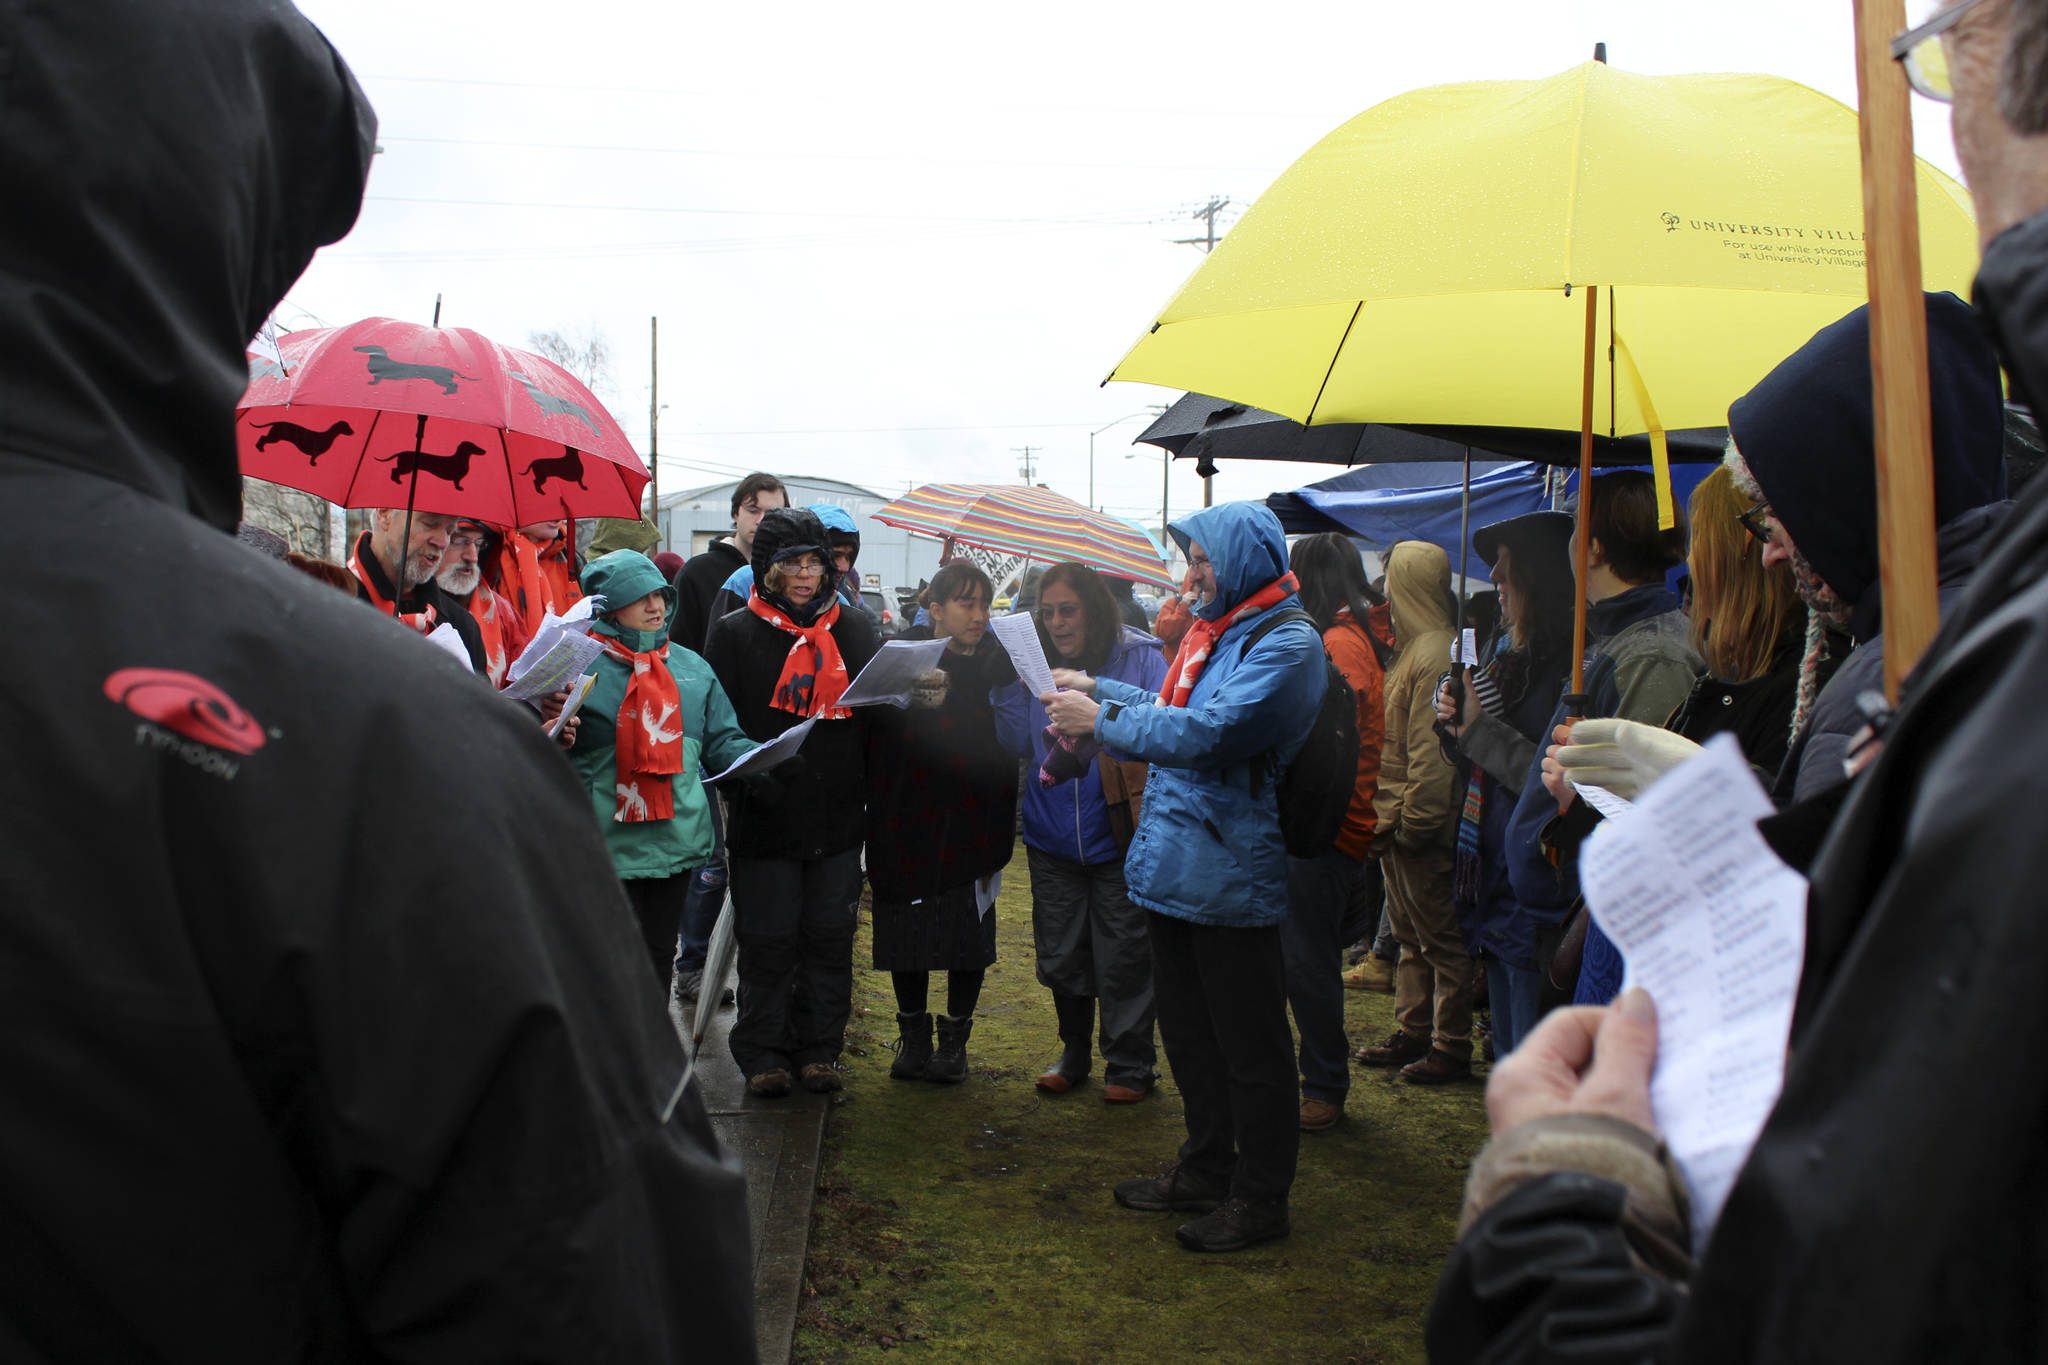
[1134,392,1729,476]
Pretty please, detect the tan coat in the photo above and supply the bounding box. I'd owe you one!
[1372,541,1460,851]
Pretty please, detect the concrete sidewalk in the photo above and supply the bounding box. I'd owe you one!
[674,979,830,1365]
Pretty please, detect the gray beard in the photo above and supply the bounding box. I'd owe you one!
[436,563,481,598]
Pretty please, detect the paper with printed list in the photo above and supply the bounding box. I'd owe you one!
[988,610,1057,701]
[837,636,950,708]
[502,601,607,702]
[1454,627,1479,666]
[1578,734,1807,1253]
[704,715,819,785]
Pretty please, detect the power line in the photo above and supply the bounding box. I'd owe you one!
[363,193,1158,225]
[1174,196,1234,252]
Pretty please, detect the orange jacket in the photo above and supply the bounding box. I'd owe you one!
[536,522,577,612]
[487,532,552,637]
[1326,608,1388,860]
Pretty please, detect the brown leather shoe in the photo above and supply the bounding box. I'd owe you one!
[1400,1048,1474,1084]
[1299,1097,1342,1131]
[1103,1079,1153,1104]
[1355,1030,1431,1068]
[799,1062,844,1094]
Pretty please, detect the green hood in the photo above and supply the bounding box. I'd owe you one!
[581,550,676,651]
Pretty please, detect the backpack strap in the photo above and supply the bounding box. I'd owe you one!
[1236,607,1318,798]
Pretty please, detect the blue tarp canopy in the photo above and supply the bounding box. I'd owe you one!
[1269,461,1713,584]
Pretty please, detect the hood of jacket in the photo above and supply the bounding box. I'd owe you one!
[582,549,675,650]
[750,507,837,624]
[1728,292,2006,611]
[1169,501,1292,621]
[0,0,377,533]
[1385,540,1454,646]
[806,502,860,558]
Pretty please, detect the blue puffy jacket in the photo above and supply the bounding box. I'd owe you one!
[993,623,1167,865]
[1093,503,1325,929]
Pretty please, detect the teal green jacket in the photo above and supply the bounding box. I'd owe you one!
[568,551,755,879]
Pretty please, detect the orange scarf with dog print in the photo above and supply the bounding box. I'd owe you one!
[746,593,851,718]
[1158,572,1298,708]
[600,635,685,822]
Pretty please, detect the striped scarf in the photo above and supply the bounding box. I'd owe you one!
[1451,645,1523,903]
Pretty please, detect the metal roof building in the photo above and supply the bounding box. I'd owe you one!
[655,475,944,597]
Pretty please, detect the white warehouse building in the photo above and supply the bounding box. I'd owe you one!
[655,475,945,598]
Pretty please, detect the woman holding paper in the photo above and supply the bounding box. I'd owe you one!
[702,508,878,1099]
[991,562,1167,1102]
[864,560,1019,1083]
[564,550,757,984]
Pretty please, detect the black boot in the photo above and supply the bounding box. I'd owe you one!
[1036,993,1094,1093]
[926,1013,974,1084]
[890,1011,934,1080]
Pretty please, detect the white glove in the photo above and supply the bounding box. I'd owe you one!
[1552,718,1703,801]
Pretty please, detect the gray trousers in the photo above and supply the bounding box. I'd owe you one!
[1026,845,1157,1086]
[728,849,862,1076]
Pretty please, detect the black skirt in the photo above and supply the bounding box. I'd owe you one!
[870,881,998,972]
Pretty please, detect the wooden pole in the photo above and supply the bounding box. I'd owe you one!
[1854,0,1941,703]
[1567,285,1599,713]
[648,316,660,523]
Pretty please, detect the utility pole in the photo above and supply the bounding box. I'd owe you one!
[1174,196,1231,253]
[1013,445,1041,484]
[647,316,659,523]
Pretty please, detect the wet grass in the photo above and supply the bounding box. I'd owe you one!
[793,844,1490,1364]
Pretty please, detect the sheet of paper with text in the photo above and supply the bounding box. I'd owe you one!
[1579,734,1808,1252]
[988,611,1056,701]
[838,636,950,708]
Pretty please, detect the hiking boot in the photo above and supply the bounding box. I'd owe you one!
[746,1068,792,1099]
[1299,1097,1343,1132]
[673,968,703,1003]
[1355,1030,1431,1068]
[1035,1038,1091,1094]
[1342,957,1396,993]
[1175,1196,1291,1253]
[1113,1164,1228,1214]
[1400,1048,1474,1085]
[890,1011,934,1081]
[925,1013,973,1085]
[800,1062,844,1094]
[1103,1077,1154,1104]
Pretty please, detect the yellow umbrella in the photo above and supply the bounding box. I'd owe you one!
[1107,57,1981,699]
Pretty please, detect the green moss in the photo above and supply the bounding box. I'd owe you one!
[795,844,1489,1364]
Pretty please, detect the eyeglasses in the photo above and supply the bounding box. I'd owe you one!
[1188,554,1213,571]
[1037,601,1083,621]
[781,560,827,578]
[448,535,486,552]
[1737,499,1776,547]
[1891,0,1995,101]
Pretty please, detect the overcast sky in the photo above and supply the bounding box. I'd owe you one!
[288,0,1969,535]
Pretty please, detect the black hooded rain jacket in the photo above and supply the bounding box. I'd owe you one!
[0,4,754,1359]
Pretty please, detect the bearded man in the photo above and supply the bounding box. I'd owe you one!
[349,507,489,676]
[434,519,531,686]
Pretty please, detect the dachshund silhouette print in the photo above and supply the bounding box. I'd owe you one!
[249,419,354,464]
[375,440,488,490]
[507,370,602,436]
[353,344,478,396]
[520,445,587,495]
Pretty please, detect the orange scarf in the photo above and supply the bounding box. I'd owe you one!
[600,634,685,822]
[1158,572,1297,708]
[536,524,576,612]
[488,532,550,637]
[746,593,851,718]
[469,587,512,686]
[349,532,437,635]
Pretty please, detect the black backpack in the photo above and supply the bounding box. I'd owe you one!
[1240,608,1360,858]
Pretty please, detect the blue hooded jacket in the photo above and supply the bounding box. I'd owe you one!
[993,622,1167,865]
[1092,502,1325,927]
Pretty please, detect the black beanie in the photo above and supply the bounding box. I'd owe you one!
[1727,291,2005,609]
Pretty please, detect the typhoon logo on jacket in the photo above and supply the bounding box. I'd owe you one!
[104,668,273,780]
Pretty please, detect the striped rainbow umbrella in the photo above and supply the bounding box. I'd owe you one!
[873,483,1175,589]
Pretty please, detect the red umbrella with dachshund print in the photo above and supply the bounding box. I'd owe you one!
[237,317,648,526]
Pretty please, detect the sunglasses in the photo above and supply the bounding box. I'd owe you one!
[1037,601,1083,621]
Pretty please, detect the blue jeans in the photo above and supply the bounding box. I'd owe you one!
[1490,960,1548,1057]
[1279,849,1363,1104]
[673,790,728,974]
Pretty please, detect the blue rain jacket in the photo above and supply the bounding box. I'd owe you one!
[1093,503,1325,928]
[993,623,1167,866]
